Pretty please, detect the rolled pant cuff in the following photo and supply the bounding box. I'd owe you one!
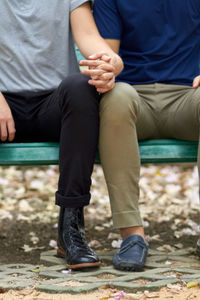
[112,210,143,229]
[55,191,90,208]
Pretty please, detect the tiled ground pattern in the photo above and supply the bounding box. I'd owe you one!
[0,248,200,293]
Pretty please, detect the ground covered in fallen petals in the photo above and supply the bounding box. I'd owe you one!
[0,164,200,299]
[0,285,200,300]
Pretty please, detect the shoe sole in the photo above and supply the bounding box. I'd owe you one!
[114,265,143,272]
[66,261,101,269]
[57,248,101,269]
[113,260,144,272]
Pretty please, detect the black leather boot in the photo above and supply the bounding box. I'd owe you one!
[57,207,101,269]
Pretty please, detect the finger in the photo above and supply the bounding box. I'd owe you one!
[91,72,114,82]
[100,55,112,63]
[97,78,115,93]
[89,77,115,90]
[97,82,115,94]
[100,72,114,81]
[79,59,109,68]
[82,68,105,77]
[82,63,115,76]
[7,119,16,141]
[88,52,111,61]
[193,76,200,88]
[89,75,115,86]
[0,121,8,141]
[97,88,111,93]
[88,78,110,88]
[97,63,115,72]
[80,60,115,74]
[91,62,115,72]
[91,76,99,80]
[82,68,114,82]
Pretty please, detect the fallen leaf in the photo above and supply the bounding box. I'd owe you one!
[143,291,159,298]
[156,245,175,252]
[113,291,126,300]
[49,239,57,248]
[61,269,73,274]
[187,281,199,288]
[108,233,121,239]
[88,240,102,248]
[22,244,34,252]
[125,294,141,299]
[95,226,104,231]
[111,239,122,249]
[21,244,45,252]
[167,284,182,290]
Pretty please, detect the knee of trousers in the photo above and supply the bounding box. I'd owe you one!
[58,74,100,115]
[100,82,140,126]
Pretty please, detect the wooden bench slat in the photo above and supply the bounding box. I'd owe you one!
[0,140,198,166]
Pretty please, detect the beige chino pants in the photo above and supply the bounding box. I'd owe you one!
[99,83,200,228]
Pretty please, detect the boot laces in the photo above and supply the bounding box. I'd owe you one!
[68,223,93,253]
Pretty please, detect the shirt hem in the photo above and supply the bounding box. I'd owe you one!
[116,79,193,87]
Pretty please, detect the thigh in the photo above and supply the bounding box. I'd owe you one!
[34,90,61,142]
[158,85,200,141]
[4,74,97,143]
[133,84,160,140]
[4,90,61,142]
[29,74,97,142]
[100,82,158,140]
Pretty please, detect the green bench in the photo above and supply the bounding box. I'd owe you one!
[0,139,198,166]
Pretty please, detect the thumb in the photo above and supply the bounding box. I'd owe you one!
[193,76,200,88]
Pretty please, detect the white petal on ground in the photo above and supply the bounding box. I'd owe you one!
[88,240,102,248]
[111,239,122,249]
[49,240,57,248]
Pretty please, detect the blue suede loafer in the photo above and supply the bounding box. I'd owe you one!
[113,234,149,271]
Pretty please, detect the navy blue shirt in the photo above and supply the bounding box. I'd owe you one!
[93,0,200,86]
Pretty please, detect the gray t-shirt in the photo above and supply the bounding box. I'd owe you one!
[0,0,89,92]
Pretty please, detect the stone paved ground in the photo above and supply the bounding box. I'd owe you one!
[0,247,200,294]
[1,165,200,298]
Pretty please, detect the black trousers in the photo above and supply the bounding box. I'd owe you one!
[2,74,100,208]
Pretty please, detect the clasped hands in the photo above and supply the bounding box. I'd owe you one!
[79,52,115,93]
[80,55,200,91]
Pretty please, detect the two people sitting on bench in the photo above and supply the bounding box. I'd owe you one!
[1,0,200,272]
[93,0,200,270]
[0,1,123,270]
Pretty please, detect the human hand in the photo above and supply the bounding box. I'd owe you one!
[193,75,200,88]
[0,93,15,141]
[80,52,115,93]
